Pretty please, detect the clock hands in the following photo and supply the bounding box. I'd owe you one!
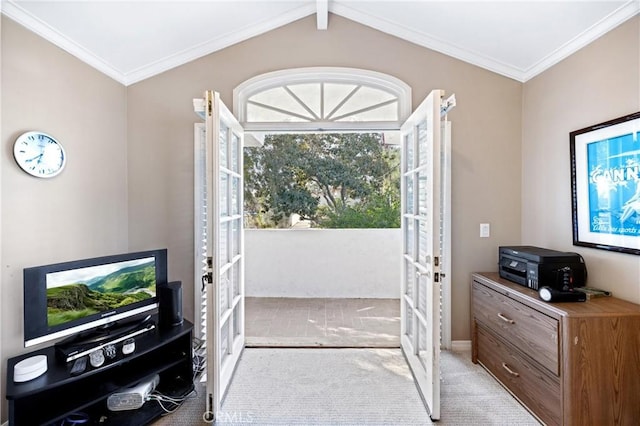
[25,154,44,163]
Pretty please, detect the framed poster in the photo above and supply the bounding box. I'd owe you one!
[570,111,640,255]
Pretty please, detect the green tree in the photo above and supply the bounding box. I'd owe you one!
[317,189,401,228]
[244,133,400,228]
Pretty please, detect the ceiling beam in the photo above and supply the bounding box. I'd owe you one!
[316,0,328,30]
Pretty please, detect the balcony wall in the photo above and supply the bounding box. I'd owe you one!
[245,229,401,299]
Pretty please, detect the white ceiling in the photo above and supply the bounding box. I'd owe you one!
[3,1,638,86]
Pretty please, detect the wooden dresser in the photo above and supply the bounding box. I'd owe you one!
[471,272,640,426]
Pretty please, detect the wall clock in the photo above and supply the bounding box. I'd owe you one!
[13,131,66,178]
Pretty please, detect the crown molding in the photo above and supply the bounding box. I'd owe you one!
[522,0,639,82]
[2,1,316,86]
[3,1,638,86]
[122,3,316,86]
[331,1,640,84]
[2,1,126,84]
[329,2,526,82]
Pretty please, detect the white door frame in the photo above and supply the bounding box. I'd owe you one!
[399,89,453,420]
[193,87,454,420]
[194,91,246,421]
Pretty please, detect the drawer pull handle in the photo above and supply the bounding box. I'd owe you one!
[497,313,515,324]
[502,362,520,377]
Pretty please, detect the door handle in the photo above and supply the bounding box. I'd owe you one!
[201,272,212,291]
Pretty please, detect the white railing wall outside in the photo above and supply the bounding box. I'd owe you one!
[245,229,401,299]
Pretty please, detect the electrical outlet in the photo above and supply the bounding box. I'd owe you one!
[480,223,490,238]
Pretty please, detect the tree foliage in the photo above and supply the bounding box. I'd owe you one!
[244,133,400,228]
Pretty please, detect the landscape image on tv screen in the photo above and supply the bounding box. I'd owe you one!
[46,257,156,327]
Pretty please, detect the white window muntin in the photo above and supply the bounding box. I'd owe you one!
[234,67,412,132]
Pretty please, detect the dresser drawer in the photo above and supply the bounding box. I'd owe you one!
[473,280,559,375]
[477,325,561,426]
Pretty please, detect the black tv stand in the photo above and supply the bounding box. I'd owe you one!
[6,319,194,426]
[55,316,156,362]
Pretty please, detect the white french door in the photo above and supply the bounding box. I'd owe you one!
[195,91,245,420]
[400,89,452,420]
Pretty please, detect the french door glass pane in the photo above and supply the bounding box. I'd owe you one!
[418,172,428,216]
[417,121,428,165]
[405,259,414,298]
[232,177,240,215]
[418,322,427,368]
[232,261,241,298]
[405,303,414,340]
[405,175,414,214]
[220,222,229,265]
[221,318,230,364]
[220,270,229,311]
[418,220,428,266]
[220,173,229,216]
[404,133,414,170]
[404,218,414,257]
[233,307,241,337]
[231,133,240,173]
[418,274,427,315]
[232,219,241,257]
[219,125,228,168]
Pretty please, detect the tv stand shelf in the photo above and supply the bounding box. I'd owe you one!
[6,319,193,426]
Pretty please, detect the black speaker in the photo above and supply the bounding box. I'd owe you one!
[539,286,586,303]
[158,281,183,328]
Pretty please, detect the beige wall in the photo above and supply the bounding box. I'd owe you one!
[522,16,640,302]
[1,16,128,418]
[3,11,636,422]
[127,14,523,342]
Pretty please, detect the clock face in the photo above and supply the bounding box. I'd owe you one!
[13,131,66,178]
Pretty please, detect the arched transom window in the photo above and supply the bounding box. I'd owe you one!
[234,68,411,132]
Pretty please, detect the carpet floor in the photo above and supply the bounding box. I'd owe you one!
[152,348,540,425]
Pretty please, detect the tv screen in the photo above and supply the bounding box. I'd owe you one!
[24,249,167,347]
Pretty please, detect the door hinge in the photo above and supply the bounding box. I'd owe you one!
[434,256,440,267]
[441,93,456,116]
[206,91,213,117]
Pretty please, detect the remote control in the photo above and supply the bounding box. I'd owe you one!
[70,357,87,376]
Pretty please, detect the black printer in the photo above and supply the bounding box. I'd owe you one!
[498,246,586,291]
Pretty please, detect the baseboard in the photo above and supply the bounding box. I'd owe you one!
[451,340,471,352]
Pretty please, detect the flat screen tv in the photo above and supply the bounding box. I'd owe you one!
[23,249,167,347]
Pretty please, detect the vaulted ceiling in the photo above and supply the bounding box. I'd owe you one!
[2,1,638,86]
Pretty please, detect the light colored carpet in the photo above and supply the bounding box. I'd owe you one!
[152,349,540,425]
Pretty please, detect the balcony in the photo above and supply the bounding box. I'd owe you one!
[244,228,401,347]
